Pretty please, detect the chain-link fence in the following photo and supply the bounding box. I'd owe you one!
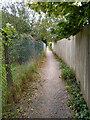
[2,35,46,105]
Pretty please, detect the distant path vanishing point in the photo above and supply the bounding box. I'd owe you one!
[21,47,71,118]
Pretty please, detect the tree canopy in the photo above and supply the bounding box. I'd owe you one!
[27,2,90,41]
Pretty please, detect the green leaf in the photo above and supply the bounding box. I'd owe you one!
[78,19,83,26]
[83,18,87,25]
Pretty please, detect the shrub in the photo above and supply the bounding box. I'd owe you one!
[49,43,52,51]
[61,67,76,83]
[54,53,90,119]
[60,63,67,69]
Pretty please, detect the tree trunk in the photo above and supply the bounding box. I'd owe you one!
[2,31,13,88]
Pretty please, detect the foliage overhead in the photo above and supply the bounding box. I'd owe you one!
[28,2,90,41]
[2,2,32,34]
[2,23,17,45]
[31,17,57,43]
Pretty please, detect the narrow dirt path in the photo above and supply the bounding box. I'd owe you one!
[22,47,71,118]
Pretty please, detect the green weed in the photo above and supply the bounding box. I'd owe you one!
[61,67,76,83]
[53,52,90,119]
[49,43,52,51]
[61,65,90,119]
[2,52,46,117]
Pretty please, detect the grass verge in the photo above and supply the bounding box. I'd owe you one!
[2,51,46,118]
[53,52,90,119]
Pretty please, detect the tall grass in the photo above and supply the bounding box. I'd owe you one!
[2,52,46,115]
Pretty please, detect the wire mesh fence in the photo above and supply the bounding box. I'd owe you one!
[2,36,46,105]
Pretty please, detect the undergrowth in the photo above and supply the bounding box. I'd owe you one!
[2,51,46,118]
[49,43,52,51]
[53,52,90,119]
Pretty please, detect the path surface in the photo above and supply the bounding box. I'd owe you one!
[19,47,71,118]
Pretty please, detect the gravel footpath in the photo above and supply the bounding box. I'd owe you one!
[18,47,71,118]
